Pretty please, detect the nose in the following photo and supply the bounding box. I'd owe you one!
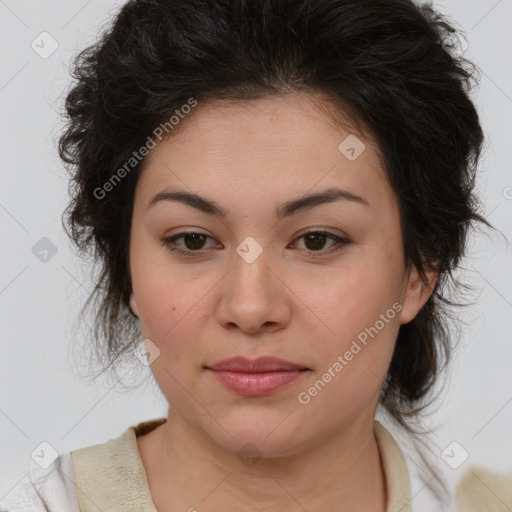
[214,248,292,335]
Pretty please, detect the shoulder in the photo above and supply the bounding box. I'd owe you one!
[456,465,512,512]
[373,416,512,512]
[70,418,166,510]
[70,417,166,468]
[0,419,166,512]
[0,453,79,512]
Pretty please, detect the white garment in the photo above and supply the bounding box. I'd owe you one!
[1,453,79,512]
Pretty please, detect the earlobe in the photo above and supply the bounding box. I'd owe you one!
[129,292,139,318]
[399,264,438,325]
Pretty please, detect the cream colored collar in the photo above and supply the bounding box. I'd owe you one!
[71,418,412,512]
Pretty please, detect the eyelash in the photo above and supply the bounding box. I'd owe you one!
[160,231,351,258]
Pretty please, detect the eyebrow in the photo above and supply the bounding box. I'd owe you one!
[147,187,369,219]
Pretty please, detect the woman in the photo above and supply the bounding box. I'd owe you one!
[3,0,511,510]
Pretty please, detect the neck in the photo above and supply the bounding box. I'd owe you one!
[138,408,387,512]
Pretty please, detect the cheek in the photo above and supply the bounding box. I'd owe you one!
[301,261,401,343]
[131,239,189,327]
[131,267,177,337]
[130,256,217,369]
[292,256,403,410]
[299,282,400,417]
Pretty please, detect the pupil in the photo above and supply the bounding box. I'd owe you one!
[185,233,206,250]
[305,233,326,251]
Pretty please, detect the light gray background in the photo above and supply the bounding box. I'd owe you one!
[1,0,511,502]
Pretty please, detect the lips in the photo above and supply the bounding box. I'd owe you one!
[206,356,308,372]
[206,356,309,396]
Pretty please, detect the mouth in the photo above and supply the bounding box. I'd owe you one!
[206,355,310,372]
[205,356,310,396]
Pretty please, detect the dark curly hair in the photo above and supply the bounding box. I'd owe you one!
[58,0,495,439]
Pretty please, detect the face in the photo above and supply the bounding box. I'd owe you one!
[129,93,436,457]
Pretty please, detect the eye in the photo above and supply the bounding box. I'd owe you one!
[161,232,218,257]
[161,230,351,258]
[290,231,351,255]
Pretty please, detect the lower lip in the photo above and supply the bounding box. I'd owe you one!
[208,369,307,396]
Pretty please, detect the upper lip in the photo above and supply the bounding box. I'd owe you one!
[206,356,308,372]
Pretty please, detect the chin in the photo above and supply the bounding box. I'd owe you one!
[198,407,312,459]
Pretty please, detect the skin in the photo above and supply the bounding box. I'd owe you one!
[129,92,437,512]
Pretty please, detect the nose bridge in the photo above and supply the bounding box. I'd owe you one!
[215,239,290,333]
[230,239,277,304]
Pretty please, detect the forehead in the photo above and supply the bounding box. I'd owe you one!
[136,93,395,217]
[144,93,375,162]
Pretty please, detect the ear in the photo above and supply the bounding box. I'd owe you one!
[399,264,438,325]
[130,292,140,318]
